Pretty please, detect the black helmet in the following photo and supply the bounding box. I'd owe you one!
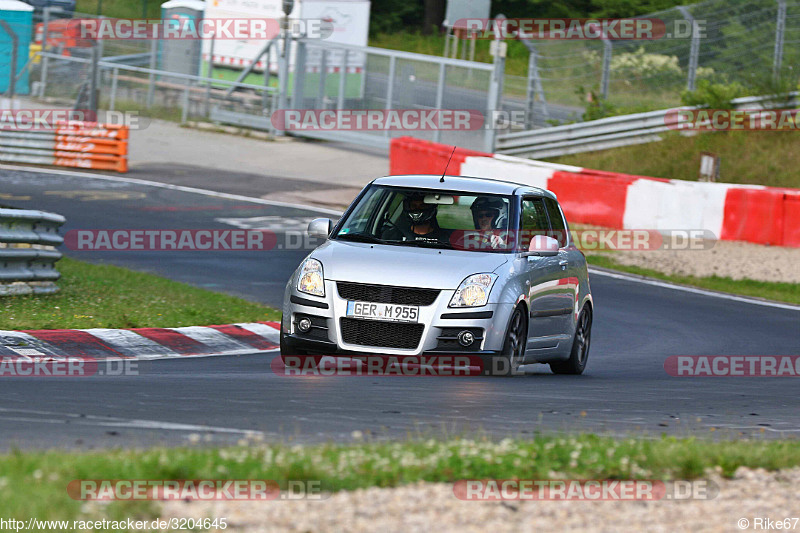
[470,197,505,228]
[403,193,437,225]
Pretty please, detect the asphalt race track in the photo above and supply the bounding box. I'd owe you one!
[0,166,798,450]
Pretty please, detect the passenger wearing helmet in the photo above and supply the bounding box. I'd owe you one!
[400,193,451,244]
[470,196,507,249]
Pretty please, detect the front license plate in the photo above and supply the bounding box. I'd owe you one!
[346,301,419,323]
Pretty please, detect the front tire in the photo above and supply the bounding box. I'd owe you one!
[488,306,527,377]
[550,305,592,375]
[280,332,320,370]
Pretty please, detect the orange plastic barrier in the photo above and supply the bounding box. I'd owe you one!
[52,122,128,173]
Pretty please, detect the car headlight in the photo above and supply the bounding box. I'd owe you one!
[449,273,497,308]
[297,258,325,297]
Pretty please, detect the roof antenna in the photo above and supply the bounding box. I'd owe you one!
[441,146,457,182]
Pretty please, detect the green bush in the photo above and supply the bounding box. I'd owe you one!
[680,79,748,109]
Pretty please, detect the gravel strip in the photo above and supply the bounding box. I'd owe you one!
[596,240,800,284]
[160,467,800,532]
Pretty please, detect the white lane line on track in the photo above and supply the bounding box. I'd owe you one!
[0,163,344,216]
[589,267,800,311]
[3,164,797,312]
[0,407,264,435]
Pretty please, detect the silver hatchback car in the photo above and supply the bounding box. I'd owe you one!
[281,175,593,375]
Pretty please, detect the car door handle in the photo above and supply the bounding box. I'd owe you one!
[559,260,569,266]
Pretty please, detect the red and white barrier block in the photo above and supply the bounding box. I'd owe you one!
[0,322,280,361]
[390,137,800,248]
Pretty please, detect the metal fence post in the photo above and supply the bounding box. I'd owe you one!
[109,66,118,111]
[337,52,347,110]
[484,21,506,152]
[317,49,327,109]
[601,38,612,99]
[88,41,99,112]
[206,32,215,117]
[291,39,306,109]
[523,41,548,129]
[432,62,446,143]
[146,37,158,108]
[678,6,700,91]
[773,0,787,79]
[384,55,396,137]
[40,7,51,98]
[278,31,292,112]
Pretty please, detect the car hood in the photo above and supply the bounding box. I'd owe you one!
[311,240,509,289]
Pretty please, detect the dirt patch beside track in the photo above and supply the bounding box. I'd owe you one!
[160,467,799,532]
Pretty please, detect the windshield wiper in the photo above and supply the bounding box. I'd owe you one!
[335,233,386,244]
[397,239,453,249]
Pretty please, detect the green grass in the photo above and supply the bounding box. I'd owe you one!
[0,257,279,330]
[76,0,162,18]
[587,253,800,305]
[549,131,800,189]
[2,435,800,526]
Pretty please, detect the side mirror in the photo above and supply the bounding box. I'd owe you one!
[522,235,559,257]
[307,218,333,238]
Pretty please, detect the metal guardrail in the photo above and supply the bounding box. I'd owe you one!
[496,93,799,159]
[0,208,66,296]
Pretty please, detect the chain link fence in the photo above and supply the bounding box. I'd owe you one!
[524,0,800,122]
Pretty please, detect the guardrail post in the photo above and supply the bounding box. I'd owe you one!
[146,38,158,108]
[773,0,787,80]
[678,6,700,91]
[181,80,190,124]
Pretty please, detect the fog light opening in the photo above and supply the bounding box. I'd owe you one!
[458,330,475,347]
[297,317,312,333]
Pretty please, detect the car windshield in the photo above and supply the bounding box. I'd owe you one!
[333,185,515,253]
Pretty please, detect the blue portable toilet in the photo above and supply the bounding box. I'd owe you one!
[159,0,205,79]
[0,0,33,95]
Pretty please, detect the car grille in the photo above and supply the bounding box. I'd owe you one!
[340,318,424,350]
[337,282,440,306]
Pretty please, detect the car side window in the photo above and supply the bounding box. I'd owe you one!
[543,198,567,247]
[520,198,550,249]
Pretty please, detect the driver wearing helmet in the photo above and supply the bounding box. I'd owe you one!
[400,193,451,243]
[470,196,507,249]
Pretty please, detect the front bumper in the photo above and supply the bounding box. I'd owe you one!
[282,280,513,357]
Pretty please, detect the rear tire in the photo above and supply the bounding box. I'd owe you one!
[550,305,592,375]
